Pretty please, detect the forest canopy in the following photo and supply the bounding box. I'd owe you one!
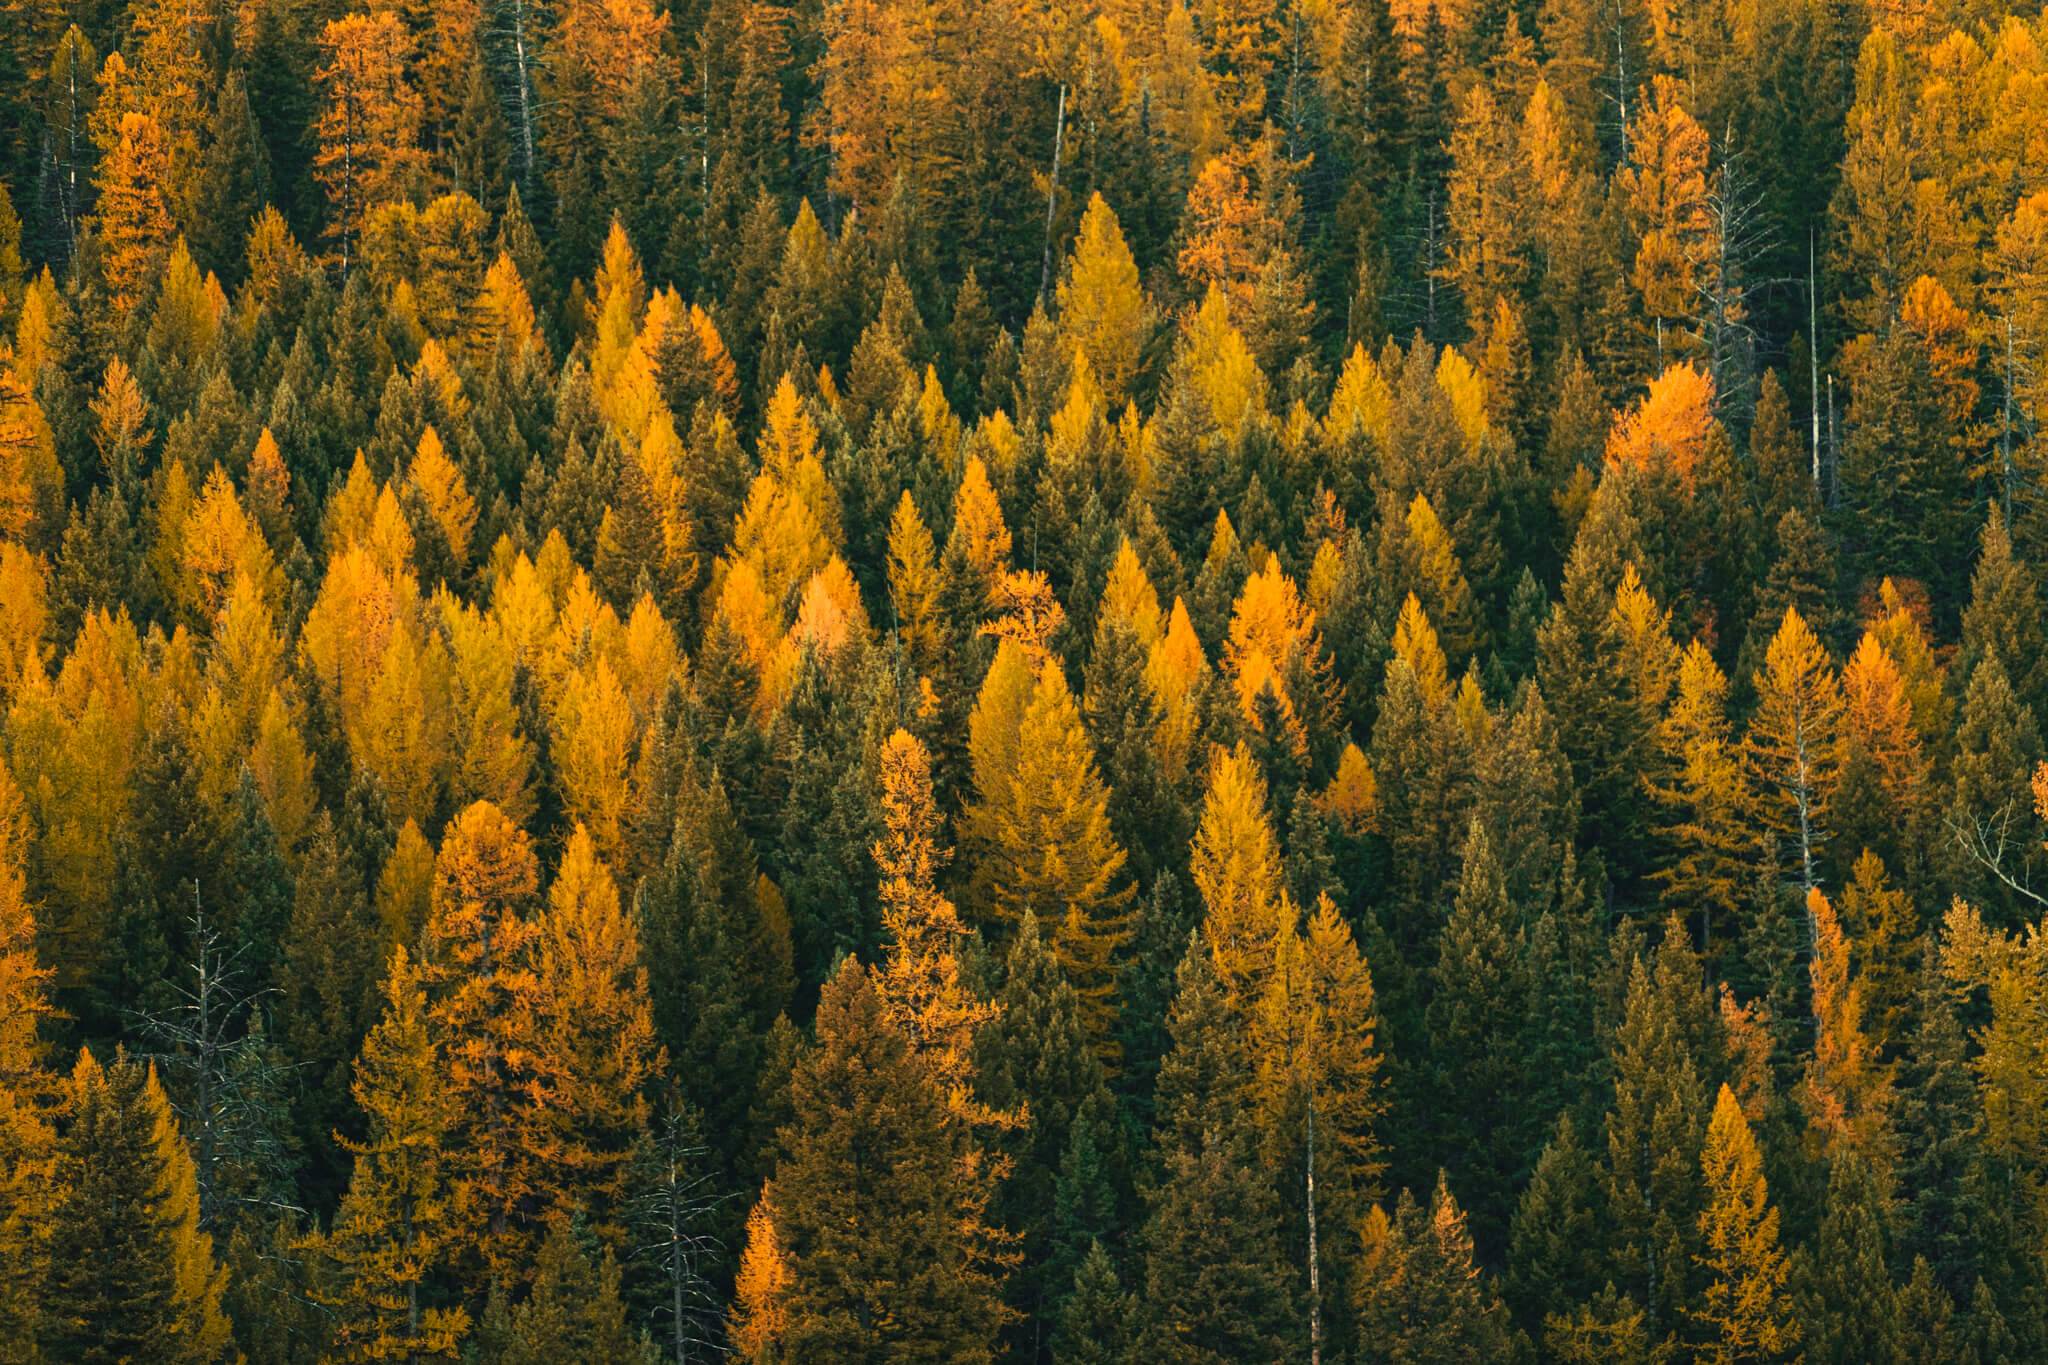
[1,0,2048,1359]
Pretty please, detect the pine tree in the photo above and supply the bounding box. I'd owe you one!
[1960,506,2048,721]
[277,814,381,1204]
[1835,278,1978,604]
[1839,850,1919,1055]
[1055,1240,1136,1363]
[1835,629,1932,881]
[1599,934,1714,1334]
[1797,1151,1904,1363]
[972,910,1112,1349]
[480,1220,654,1364]
[1425,819,1536,1252]
[1442,84,1529,347]
[1507,1114,1603,1332]
[1689,1084,1798,1363]
[1616,77,1716,366]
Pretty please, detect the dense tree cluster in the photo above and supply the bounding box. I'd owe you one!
[1,0,2047,1358]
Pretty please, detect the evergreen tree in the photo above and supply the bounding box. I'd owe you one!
[1054,1240,1135,1364]
[1137,937,1301,1362]
[754,959,1010,1361]
[473,1220,654,1364]
[1425,819,1536,1253]
[1352,1173,1523,1363]
[42,1049,232,1365]
[1797,1151,1903,1363]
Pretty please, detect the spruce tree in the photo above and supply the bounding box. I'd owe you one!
[42,1049,232,1365]
[1352,1173,1523,1362]
[762,960,1009,1361]
[1137,938,1301,1362]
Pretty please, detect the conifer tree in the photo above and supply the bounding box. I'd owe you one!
[973,910,1112,1347]
[0,760,54,1353]
[1139,941,1301,1362]
[873,728,1001,1113]
[523,827,662,1245]
[43,1049,232,1365]
[1690,1085,1798,1363]
[1745,606,1843,896]
[1835,629,1931,879]
[962,653,1134,1031]
[1600,934,1714,1333]
[1352,1174,1522,1363]
[1960,507,2048,720]
[307,947,469,1361]
[1055,1240,1136,1363]
[1425,819,1536,1251]
[1506,1114,1603,1332]
[420,800,542,1283]
[1798,1151,1904,1363]
[473,1220,654,1364]
[1650,642,1754,959]
[1839,850,1919,1054]
[1189,743,1288,1006]
[756,959,1010,1361]
[90,112,177,318]
[313,14,425,271]
[1057,194,1151,406]
[1797,887,1893,1164]
[1254,891,1387,1358]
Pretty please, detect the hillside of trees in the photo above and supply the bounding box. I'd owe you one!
[0,0,2047,1358]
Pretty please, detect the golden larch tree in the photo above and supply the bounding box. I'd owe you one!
[1796,887,1893,1163]
[1690,1084,1799,1363]
[1057,194,1151,406]
[314,13,426,270]
[308,946,472,1361]
[873,728,1003,1117]
[521,826,662,1245]
[1745,606,1844,897]
[89,111,176,318]
[1191,743,1288,1004]
[422,800,543,1283]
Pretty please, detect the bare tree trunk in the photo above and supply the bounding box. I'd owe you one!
[2003,316,2016,515]
[511,0,536,194]
[1038,84,1068,304]
[1810,231,1822,487]
[1306,1101,1322,1365]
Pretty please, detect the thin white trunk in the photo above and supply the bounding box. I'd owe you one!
[1038,84,1068,303]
